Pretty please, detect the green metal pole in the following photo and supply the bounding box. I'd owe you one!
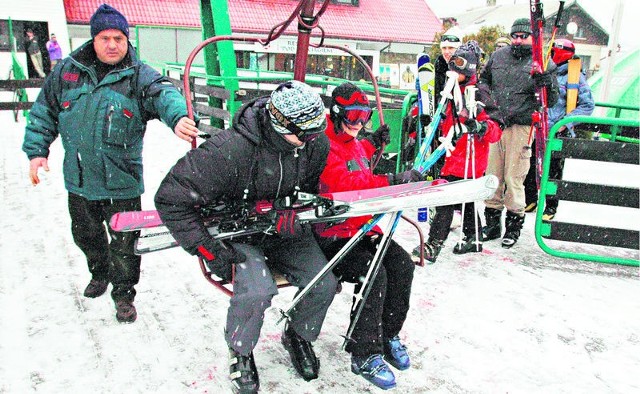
[200,0,240,126]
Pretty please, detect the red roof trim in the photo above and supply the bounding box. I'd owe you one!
[64,0,442,44]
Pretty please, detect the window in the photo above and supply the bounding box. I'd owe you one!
[234,50,372,81]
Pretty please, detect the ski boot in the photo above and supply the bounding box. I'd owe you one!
[542,206,557,221]
[384,336,410,370]
[229,348,259,394]
[412,238,444,263]
[453,236,483,254]
[482,208,503,241]
[351,354,396,390]
[281,322,320,381]
[502,211,525,249]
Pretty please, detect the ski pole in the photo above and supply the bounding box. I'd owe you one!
[341,211,401,350]
[457,133,472,247]
[278,214,385,323]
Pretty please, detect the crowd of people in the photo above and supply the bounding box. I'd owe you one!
[22,3,595,393]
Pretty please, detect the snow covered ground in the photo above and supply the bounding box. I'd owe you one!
[1,110,638,393]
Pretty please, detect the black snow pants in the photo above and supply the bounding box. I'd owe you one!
[317,235,415,357]
[68,193,141,302]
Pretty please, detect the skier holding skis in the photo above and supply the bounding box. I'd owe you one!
[412,41,502,262]
[478,17,559,248]
[154,81,338,393]
[314,83,420,390]
[22,4,199,323]
[435,26,464,105]
[523,38,595,219]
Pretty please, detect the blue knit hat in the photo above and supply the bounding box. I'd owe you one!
[90,4,129,38]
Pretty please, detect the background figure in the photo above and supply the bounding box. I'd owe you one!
[413,41,502,263]
[154,80,338,394]
[402,65,415,84]
[429,25,464,180]
[46,33,63,70]
[523,38,595,219]
[26,29,46,77]
[478,17,559,249]
[315,83,420,390]
[435,26,463,105]
[495,36,511,50]
[22,4,198,323]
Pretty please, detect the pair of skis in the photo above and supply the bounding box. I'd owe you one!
[413,71,463,175]
[529,0,566,186]
[110,176,499,254]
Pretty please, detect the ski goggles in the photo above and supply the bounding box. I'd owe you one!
[510,32,530,40]
[449,56,469,70]
[343,105,372,126]
[441,35,461,43]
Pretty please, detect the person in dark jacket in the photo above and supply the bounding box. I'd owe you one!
[523,38,595,218]
[154,80,338,394]
[26,29,46,78]
[314,83,421,390]
[478,17,559,248]
[430,26,465,179]
[22,4,199,323]
[413,41,502,262]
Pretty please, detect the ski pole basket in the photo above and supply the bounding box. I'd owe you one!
[534,114,640,266]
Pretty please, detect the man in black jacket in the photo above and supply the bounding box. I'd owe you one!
[154,81,337,393]
[478,17,559,248]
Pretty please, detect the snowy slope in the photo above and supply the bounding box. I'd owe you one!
[1,111,638,393]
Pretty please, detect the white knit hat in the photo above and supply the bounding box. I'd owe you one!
[440,26,464,49]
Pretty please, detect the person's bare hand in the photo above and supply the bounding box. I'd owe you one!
[29,157,49,185]
[174,117,199,142]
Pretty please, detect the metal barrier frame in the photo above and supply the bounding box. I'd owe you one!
[534,115,640,266]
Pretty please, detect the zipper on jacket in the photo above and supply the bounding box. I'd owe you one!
[107,105,114,139]
[276,153,283,199]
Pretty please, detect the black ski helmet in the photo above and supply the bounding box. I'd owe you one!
[330,82,372,127]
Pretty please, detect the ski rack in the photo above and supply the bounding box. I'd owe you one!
[534,115,639,266]
[178,1,426,297]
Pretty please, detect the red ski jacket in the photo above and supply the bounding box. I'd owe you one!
[316,116,389,238]
[439,84,502,179]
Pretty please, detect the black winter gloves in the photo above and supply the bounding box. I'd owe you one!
[533,70,555,89]
[388,169,423,185]
[197,241,246,281]
[371,124,391,148]
[464,118,488,137]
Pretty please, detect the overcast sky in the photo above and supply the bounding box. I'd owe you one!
[425,0,636,49]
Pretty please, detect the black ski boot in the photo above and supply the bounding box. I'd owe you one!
[542,205,557,221]
[282,322,320,381]
[482,208,503,241]
[502,211,525,249]
[412,238,444,263]
[453,236,483,254]
[228,348,259,394]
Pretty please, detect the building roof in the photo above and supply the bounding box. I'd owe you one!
[452,1,558,35]
[63,0,442,44]
[452,1,608,38]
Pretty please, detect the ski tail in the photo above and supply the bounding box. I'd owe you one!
[110,210,163,232]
